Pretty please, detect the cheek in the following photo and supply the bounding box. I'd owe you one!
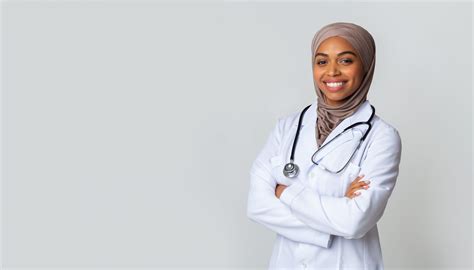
[313,70,324,84]
[354,73,364,88]
[350,65,364,81]
[312,68,320,78]
[347,69,363,84]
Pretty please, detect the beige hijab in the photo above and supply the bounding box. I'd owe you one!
[311,22,376,147]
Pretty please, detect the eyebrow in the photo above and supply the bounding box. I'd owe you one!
[315,51,357,57]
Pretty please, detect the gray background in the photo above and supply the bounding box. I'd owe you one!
[1,1,472,269]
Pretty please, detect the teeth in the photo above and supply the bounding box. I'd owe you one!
[326,81,345,87]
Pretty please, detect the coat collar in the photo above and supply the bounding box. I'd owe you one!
[299,99,373,147]
[296,100,372,145]
[292,100,374,176]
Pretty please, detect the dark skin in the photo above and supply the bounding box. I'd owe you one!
[275,36,371,198]
[313,36,364,106]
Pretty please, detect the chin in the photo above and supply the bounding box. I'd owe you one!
[322,92,350,105]
[323,92,345,100]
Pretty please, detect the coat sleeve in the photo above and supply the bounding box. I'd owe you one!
[247,118,333,248]
[279,126,402,239]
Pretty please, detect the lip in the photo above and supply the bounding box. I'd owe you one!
[323,80,347,92]
[323,79,347,83]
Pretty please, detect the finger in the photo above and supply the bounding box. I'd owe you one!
[349,183,368,192]
[351,174,365,183]
[346,186,365,196]
[346,186,367,197]
[346,191,361,199]
[346,177,370,197]
[347,181,370,193]
[353,174,371,183]
[350,179,370,188]
[347,182,371,195]
[351,179,371,189]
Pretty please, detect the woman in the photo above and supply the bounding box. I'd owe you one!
[247,22,402,269]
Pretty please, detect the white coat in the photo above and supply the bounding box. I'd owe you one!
[247,100,402,270]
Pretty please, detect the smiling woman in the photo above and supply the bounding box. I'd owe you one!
[247,22,402,270]
[313,36,365,107]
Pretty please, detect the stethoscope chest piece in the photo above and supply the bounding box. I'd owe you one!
[283,162,299,178]
[282,103,375,179]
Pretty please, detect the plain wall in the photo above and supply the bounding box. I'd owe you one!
[1,1,472,269]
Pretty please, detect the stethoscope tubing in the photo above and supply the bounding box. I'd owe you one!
[284,104,375,178]
[289,104,312,163]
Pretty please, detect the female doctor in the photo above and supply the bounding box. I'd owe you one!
[247,22,402,269]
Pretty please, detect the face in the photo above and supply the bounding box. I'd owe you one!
[313,36,364,107]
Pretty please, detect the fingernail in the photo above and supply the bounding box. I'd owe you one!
[365,180,371,184]
[356,192,361,195]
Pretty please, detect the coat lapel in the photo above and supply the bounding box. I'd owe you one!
[291,100,373,176]
[291,101,318,177]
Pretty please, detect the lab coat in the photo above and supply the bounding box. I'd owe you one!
[247,100,402,269]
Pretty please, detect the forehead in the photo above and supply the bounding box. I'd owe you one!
[316,36,355,53]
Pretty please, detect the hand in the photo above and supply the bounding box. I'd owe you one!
[275,184,287,199]
[345,174,370,199]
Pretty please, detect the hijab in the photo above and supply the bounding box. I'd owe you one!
[311,22,376,147]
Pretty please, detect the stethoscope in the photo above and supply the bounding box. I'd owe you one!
[283,104,375,178]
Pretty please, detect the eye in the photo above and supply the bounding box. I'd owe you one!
[316,59,327,65]
[340,58,353,64]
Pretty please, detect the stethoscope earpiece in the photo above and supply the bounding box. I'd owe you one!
[283,162,299,178]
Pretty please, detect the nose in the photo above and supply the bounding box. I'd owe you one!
[327,61,341,76]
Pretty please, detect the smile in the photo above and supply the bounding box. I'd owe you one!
[323,80,348,92]
[325,81,347,87]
